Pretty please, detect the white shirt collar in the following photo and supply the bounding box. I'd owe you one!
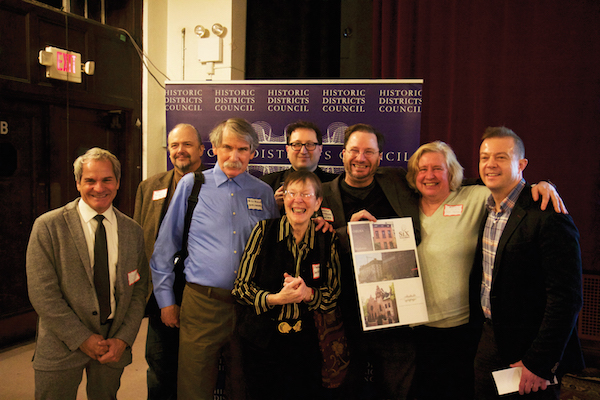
[77,198,116,225]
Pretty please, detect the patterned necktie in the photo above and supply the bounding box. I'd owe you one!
[93,214,111,323]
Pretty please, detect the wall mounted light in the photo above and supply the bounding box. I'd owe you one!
[194,25,208,38]
[196,23,226,66]
[211,23,226,37]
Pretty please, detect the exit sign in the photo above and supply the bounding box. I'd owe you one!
[39,46,82,83]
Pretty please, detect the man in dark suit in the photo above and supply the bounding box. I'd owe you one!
[320,123,420,399]
[133,123,205,400]
[26,148,148,400]
[470,126,584,399]
[261,120,338,209]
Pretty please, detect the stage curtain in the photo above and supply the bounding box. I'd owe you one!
[372,0,600,271]
[245,0,341,79]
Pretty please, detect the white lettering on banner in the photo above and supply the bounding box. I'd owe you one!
[166,104,203,111]
[1,121,7,135]
[166,89,203,96]
[378,105,421,113]
[267,104,309,112]
[378,88,422,114]
[254,149,287,159]
[215,89,256,96]
[214,104,256,112]
[384,151,410,162]
[268,89,309,96]
[322,105,366,113]
[322,87,366,113]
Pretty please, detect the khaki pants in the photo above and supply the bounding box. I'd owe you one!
[178,283,245,400]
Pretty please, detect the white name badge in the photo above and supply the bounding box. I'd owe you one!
[321,207,334,222]
[443,204,463,216]
[312,264,321,279]
[128,269,141,286]
[247,198,263,211]
[152,188,168,201]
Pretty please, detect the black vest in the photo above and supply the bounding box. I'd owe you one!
[237,218,333,347]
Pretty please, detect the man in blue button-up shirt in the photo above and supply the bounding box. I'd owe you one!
[151,118,278,400]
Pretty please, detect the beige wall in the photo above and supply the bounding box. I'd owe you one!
[142,0,247,179]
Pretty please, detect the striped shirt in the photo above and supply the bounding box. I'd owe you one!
[233,216,341,321]
[480,179,526,319]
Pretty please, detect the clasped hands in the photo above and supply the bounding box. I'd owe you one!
[79,334,127,364]
[267,273,313,306]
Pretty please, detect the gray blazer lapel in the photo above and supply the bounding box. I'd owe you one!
[63,199,94,284]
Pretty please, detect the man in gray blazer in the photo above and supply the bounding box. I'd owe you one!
[134,123,205,400]
[26,148,148,400]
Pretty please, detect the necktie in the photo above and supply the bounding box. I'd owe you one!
[93,214,111,323]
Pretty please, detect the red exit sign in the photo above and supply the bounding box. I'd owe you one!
[56,51,78,74]
[39,46,82,83]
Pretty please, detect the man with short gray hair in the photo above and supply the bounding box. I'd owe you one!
[27,147,147,400]
[151,118,279,399]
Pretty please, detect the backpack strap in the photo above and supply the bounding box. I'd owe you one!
[181,172,204,259]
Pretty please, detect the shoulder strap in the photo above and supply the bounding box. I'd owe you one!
[180,172,204,258]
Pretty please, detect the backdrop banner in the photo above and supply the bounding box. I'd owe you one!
[165,79,423,175]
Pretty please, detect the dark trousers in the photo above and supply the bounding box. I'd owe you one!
[474,321,561,400]
[145,314,179,400]
[409,323,480,400]
[241,318,322,400]
[340,327,416,400]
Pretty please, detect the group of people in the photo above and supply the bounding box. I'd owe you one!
[26,117,584,400]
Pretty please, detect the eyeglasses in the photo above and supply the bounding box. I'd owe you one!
[346,149,380,158]
[284,191,315,199]
[289,142,318,151]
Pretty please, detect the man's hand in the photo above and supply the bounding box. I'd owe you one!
[510,360,550,395]
[349,209,377,222]
[96,338,128,364]
[79,333,108,360]
[313,216,333,233]
[161,304,180,328]
[532,181,568,214]
[274,185,285,208]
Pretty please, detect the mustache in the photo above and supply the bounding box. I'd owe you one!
[223,160,243,169]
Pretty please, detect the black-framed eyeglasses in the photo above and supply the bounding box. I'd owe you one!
[289,142,318,151]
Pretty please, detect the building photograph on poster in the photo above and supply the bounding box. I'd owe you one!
[348,217,428,331]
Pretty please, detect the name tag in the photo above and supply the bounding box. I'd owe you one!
[321,207,334,222]
[128,269,141,286]
[247,198,263,211]
[152,188,168,201]
[312,264,321,279]
[444,204,463,216]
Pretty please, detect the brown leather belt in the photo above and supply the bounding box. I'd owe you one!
[186,282,235,304]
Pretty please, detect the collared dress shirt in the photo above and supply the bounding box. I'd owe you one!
[480,179,526,319]
[78,199,119,320]
[151,162,279,309]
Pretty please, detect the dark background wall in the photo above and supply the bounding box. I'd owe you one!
[0,0,142,346]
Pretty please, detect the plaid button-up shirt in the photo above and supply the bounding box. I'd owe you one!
[480,179,526,319]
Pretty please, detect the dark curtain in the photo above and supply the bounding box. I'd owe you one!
[372,0,600,272]
[245,0,341,79]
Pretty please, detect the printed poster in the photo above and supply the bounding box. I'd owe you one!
[348,217,428,331]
